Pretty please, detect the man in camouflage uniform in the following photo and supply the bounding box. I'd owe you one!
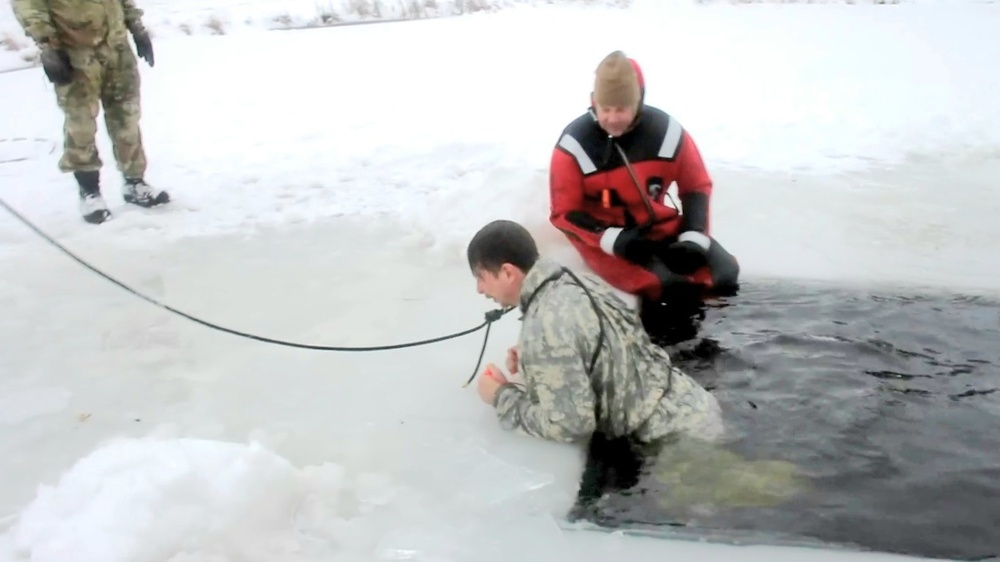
[11,0,168,224]
[468,219,724,446]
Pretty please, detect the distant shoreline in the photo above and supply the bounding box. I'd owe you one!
[0,15,435,75]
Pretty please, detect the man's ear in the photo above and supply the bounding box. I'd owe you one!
[499,262,519,280]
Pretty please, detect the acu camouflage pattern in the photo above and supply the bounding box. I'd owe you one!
[11,0,147,49]
[493,257,724,444]
[11,0,148,177]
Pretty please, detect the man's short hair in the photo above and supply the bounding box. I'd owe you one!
[467,219,539,274]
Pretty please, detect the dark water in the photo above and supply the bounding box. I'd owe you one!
[579,279,1000,561]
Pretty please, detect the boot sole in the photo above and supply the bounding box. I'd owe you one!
[124,192,170,208]
[83,209,112,224]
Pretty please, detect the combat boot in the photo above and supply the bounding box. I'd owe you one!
[75,170,111,224]
[123,177,170,208]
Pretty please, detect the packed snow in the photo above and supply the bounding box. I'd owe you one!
[1,0,999,561]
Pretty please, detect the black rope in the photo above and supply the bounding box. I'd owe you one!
[462,317,497,388]
[0,196,514,380]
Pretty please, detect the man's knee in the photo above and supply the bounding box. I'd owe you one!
[57,83,100,119]
[583,252,664,302]
[59,98,102,172]
[102,63,144,157]
[104,100,142,139]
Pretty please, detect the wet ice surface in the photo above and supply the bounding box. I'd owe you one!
[0,217,583,562]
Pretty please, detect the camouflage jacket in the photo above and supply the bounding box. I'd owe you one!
[11,0,146,49]
[493,256,721,444]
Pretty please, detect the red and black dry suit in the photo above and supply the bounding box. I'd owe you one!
[548,91,738,303]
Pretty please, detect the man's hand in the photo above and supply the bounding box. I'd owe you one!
[477,363,508,405]
[505,346,519,375]
[600,226,654,265]
[131,28,154,67]
[649,257,702,303]
[662,231,711,275]
[39,48,73,85]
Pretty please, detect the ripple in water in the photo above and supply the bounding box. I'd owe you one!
[579,279,1000,561]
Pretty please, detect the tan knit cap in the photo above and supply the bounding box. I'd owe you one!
[593,51,640,109]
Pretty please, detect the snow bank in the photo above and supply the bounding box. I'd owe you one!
[2,438,321,562]
[0,436,892,562]
[0,433,566,562]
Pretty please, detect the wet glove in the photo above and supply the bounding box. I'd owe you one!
[39,48,73,85]
[564,210,655,265]
[601,226,655,265]
[661,191,711,275]
[650,257,702,303]
[661,231,711,275]
[130,28,154,67]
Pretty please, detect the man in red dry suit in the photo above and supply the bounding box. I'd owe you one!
[548,50,740,341]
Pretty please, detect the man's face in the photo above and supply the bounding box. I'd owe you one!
[594,103,637,137]
[473,264,519,307]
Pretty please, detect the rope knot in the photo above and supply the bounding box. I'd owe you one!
[485,306,513,323]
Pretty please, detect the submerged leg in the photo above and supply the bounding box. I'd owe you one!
[568,432,614,521]
[568,433,660,523]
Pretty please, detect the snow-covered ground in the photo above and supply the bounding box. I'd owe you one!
[1,1,999,561]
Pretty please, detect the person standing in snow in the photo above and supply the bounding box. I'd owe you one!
[548,50,740,333]
[468,219,723,447]
[11,0,168,224]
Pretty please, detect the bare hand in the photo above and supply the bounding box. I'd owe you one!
[505,346,519,375]
[477,362,508,405]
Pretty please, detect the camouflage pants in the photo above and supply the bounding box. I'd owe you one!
[633,367,726,444]
[54,42,146,178]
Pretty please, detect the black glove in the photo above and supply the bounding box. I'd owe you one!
[131,29,154,67]
[649,257,702,304]
[658,191,712,274]
[39,48,73,85]
[564,211,654,265]
[661,231,712,275]
[604,227,655,265]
